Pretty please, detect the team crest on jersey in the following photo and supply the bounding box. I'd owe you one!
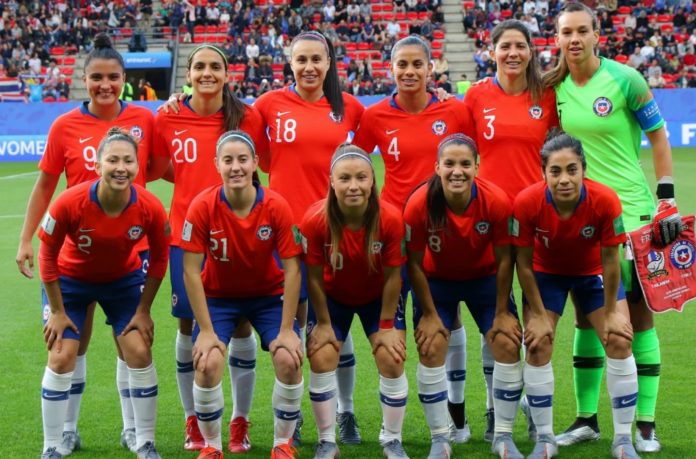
[580,225,596,239]
[670,240,695,269]
[475,221,490,235]
[371,241,383,254]
[329,111,343,123]
[127,225,143,240]
[43,304,50,321]
[645,250,668,279]
[172,293,178,307]
[129,125,143,140]
[528,105,543,120]
[257,225,273,241]
[593,97,613,117]
[431,120,447,136]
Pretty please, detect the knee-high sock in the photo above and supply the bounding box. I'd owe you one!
[492,361,523,435]
[310,371,337,443]
[417,364,449,438]
[336,331,356,414]
[129,363,158,449]
[175,331,195,418]
[633,328,661,422]
[523,362,554,436]
[117,358,135,430]
[481,334,494,411]
[42,367,73,450]
[194,382,224,450]
[228,334,257,420]
[607,356,638,437]
[573,327,605,418]
[379,373,408,444]
[63,354,86,432]
[446,326,466,428]
[272,378,304,447]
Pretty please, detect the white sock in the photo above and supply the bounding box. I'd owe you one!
[607,356,638,437]
[337,331,356,414]
[417,364,449,438]
[523,362,554,436]
[481,335,495,410]
[176,331,195,418]
[117,358,135,430]
[129,363,158,449]
[63,354,86,432]
[492,361,523,435]
[272,378,304,446]
[446,327,466,404]
[194,382,224,450]
[228,334,257,420]
[300,325,307,353]
[379,372,408,444]
[310,371,337,443]
[42,367,73,450]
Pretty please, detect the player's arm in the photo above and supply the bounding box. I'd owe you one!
[372,265,406,364]
[147,155,174,182]
[490,244,522,347]
[646,127,673,182]
[16,171,61,278]
[515,245,554,351]
[407,249,447,356]
[271,256,303,369]
[601,245,633,342]
[305,263,339,357]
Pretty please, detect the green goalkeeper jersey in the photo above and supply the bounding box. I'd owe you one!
[555,57,665,223]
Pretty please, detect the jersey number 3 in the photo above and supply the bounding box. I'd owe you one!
[483,115,495,140]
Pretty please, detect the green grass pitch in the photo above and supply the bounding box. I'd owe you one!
[1,149,695,458]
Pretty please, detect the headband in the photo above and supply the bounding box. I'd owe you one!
[330,151,372,172]
[217,133,256,156]
[437,133,478,156]
[292,31,330,55]
[188,44,228,67]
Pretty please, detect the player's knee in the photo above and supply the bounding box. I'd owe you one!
[375,348,405,378]
[195,350,224,378]
[272,348,302,381]
[417,333,447,366]
[309,344,339,373]
[605,333,632,357]
[48,346,78,373]
[526,339,553,366]
[489,333,520,362]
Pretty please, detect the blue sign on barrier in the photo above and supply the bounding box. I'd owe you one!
[122,52,172,69]
[0,135,47,160]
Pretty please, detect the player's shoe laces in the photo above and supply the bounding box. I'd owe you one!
[337,411,362,444]
[291,411,303,447]
[313,440,340,459]
[427,434,451,459]
[120,428,137,453]
[612,434,641,459]
[382,439,409,458]
[57,430,81,456]
[527,434,559,459]
[491,433,524,459]
[555,415,600,446]
[136,441,162,459]
[228,416,252,453]
[41,447,63,459]
[484,409,495,442]
[271,442,298,459]
[635,421,661,453]
[519,396,538,441]
[198,446,225,459]
[185,415,206,451]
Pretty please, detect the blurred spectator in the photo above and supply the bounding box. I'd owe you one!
[55,74,70,99]
[121,78,135,101]
[244,57,260,84]
[386,18,401,39]
[436,73,452,93]
[647,59,665,87]
[128,29,147,52]
[628,47,647,68]
[258,78,271,95]
[456,73,471,95]
[139,78,157,100]
[246,37,260,61]
[684,48,696,71]
[433,54,449,80]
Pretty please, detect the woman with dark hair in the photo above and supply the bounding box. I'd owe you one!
[16,33,156,456]
[544,4,680,452]
[150,43,268,454]
[504,133,639,459]
[403,134,515,459]
[38,128,170,459]
[301,144,408,459]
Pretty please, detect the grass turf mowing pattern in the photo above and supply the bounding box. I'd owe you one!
[1,149,695,458]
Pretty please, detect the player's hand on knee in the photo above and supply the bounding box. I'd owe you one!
[603,310,633,345]
[193,330,226,373]
[307,323,339,358]
[523,312,554,353]
[271,328,304,370]
[415,313,448,357]
[43,311,78,352]
[121,310,155,347]
[652,200,686,246]
[490,312,522,348]
[373,328,406,364]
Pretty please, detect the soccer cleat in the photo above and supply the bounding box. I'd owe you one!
[57,430,81,456]
[491,433,524,459]
[612,434,641,459]
[635,421,661,453]
[427,434,451,459]
[229,416,252,453]
[271,442,298,459]
[484,409,495,442]
[527,434,559,459]
[337,411,362,444]
[137,441,162,459]
[313,440,340,458]
[291,411,303,447]
[41,447,63,459]
[555,415,600,446]
[519,396,538,441]
[198,446,225,459]
[449,419,471,444]
[382,439,409,458]
[120,428,137,453]
[185,415,206,451]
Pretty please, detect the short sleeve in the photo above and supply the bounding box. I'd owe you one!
[180,194,210,254]
[351,110,377,153]
[39,119,67,176]
[403,191,427,253]
[599,189,627,247]
[270,194,303,259]
[488,188,513,246]
[144,193,171,279]
[299,209,326,266]
[37,193,70,248]
[152,112,171,158]
[511,191,536,247]
[381,209,406,267]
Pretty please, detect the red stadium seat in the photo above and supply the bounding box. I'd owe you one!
[395,12,406,20]
[383,4,394,12]
[206,25,217,33]
[463,1,475,9]
[432,50,443,59]
[194,25,205,34]
[433,30,445,39]
[418,12,429,20]
[599,35,608,44]
[658,14,673,22]
[533,37,547,46]
[612,15,624,25]
[50,47,66,56]
[501,9,512,18]
[373,4,383,12]
[218,25,228,33]
[55,57,64,65]
[431,40,443,49]
[193,35,205,43]
[63,56,76,65]
[61,67,74,76]
[407,12,417,20]
[660,24,673,32]
[346,43,357,51]
[614,54,628,64]
[618,6,632,14]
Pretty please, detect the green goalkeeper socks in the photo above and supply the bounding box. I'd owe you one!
[573,327,605,418]
[633,328,661,422]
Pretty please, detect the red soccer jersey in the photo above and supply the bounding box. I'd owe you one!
[180,184,301,298]
[353,94,472,209]
[38,180,170,282]
[153,98,266,246]
[254,86,365,222]
[512,179,627,276]
[300,200,405,306]
[464,79,558,199]
[404,179,512,280]
[39,102,154,187]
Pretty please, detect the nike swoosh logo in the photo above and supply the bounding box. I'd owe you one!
[278,412,297,420]
[503,393,518,400]
[621,396,637,406]
[530,398,550,406]
[141,388,157,397]
[277,111,291,116]
[174,129,188,135]
[79,228,95,233]
[42,392,65,399]
[451,372,466,379]
[421,395,441,403]
[386,129,399,135]
[558,101,566,105]
[198,412,219,421]
[79,137,93,143]
[535,227,549,233]
[210,230,224,235]
[483,108,496,113]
